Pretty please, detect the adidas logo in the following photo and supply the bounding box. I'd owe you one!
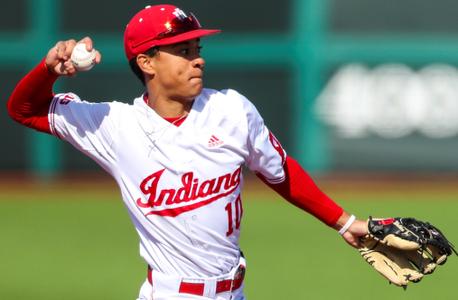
[208,135,224,147]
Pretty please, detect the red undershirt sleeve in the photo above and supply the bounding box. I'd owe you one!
[256,155,344,227]
[6,59,59,134]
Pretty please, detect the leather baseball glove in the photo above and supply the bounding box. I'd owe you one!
[359,217,457,288]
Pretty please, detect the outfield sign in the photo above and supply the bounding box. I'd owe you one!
[316,64,458,139]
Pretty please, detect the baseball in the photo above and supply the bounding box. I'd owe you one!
[70,43,96,71]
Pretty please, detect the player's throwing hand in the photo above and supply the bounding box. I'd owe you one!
[45,37,101,76]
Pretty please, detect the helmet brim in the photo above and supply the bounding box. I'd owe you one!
[127,29,221,60]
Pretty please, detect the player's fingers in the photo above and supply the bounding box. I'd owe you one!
[57,61,68,75]
[79,36,94,51]
[76,36,101,65]
[94,50,102,64]
[342,231,363,248]
[54,41,67,60]
[63,39,77,60]
[45,41,68,73]
[63,60,77,75]
[45,42,61,66]
[46,39,81,76]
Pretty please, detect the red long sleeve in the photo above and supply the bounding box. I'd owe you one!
[257,156,343,227]
[7,59,58,134]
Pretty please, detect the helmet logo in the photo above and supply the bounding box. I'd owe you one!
[172,8,188,20]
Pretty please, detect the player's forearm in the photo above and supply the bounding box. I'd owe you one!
[333,211,353,230]
[7,59,58,133]
[257,156,343,226]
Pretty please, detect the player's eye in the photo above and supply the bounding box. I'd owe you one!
[177,45,202,57]
[179,48,190,55]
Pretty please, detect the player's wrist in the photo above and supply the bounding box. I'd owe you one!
[41,58,60,78]
[338,215,356,235]
[333,212,359,234]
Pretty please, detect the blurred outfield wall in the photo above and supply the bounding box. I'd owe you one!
[2,0,458,175]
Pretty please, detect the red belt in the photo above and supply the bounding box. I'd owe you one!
[147,265,245,296]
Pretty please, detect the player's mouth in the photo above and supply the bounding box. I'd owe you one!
[189,76,203,83]
[189,72,202,79]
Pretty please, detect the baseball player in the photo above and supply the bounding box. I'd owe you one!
[7,4,368,300]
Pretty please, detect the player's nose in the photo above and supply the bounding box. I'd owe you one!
[192,56,205,70]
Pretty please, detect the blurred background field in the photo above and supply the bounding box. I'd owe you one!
[0,176,457,300]
[2,0,458,299]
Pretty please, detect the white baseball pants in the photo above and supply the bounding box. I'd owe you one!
[137,257,246,300]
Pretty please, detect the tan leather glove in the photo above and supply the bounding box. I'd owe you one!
[359,217,456,288]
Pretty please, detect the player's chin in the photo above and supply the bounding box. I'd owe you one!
[188,78,204,95]
[189,77,203,85]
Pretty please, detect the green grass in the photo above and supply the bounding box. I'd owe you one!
[0,184,457,300]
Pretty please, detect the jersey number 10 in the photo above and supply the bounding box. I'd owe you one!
[225,195,243,236]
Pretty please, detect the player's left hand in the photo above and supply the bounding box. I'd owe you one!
[341,219,368,248]
[334,213,368,248]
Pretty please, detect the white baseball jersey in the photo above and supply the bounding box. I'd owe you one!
[48,88,286,277]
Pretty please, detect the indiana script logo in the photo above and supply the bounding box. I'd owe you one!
[136,167,242,217]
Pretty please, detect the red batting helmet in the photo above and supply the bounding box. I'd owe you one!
[124,4,221,60]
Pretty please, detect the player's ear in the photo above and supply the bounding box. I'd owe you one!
[136,54,155,76]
